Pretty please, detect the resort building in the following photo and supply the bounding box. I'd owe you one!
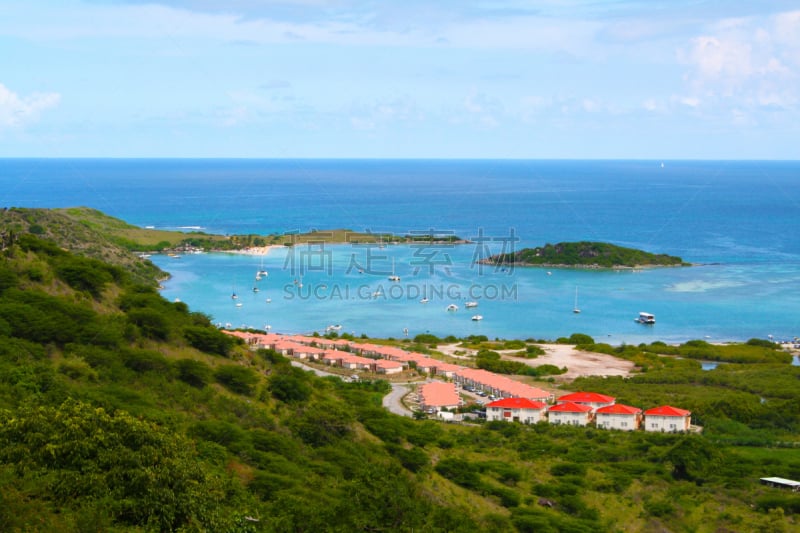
[372,359,404,375]
[556,391,615,412]
[595,403,642,431]
[486,397,547,424]
[547,401,594,426]
[418,381,461,412]
[643,405,692,432]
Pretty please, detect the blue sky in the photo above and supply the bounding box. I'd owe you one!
[1,0,798,158]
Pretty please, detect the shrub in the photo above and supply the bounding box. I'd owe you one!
[268,372,312,403]
[175,359,212,388]
[214,365,259,396]
[183,325,235,356]
[121,349,170,374]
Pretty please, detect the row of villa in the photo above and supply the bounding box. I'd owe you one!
[485,392,692,432]
[224,330,554,401]
[225,331,692,431]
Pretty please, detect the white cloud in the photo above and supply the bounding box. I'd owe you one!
[677,9,800,118]
[0,83,60,128]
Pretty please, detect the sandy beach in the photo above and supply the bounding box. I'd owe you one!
[225,245,279,256]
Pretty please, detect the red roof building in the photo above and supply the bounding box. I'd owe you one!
[419,381,461,412]
[556,391,615,412]
[547,401,594,426]
[595,403,642,431]
[486,397,547,424]
[643,405,692,432]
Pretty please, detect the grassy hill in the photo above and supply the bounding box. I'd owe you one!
[0,217,798,531]
[485,241,687,268]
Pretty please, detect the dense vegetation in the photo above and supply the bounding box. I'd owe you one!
[485,241,686,268]
[0,220,798,531]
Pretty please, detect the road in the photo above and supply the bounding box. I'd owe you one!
[382,383,413,417]
[291,361,415,417]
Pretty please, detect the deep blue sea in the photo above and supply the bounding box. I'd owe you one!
[2,158,799,344]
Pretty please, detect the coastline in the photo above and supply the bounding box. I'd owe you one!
[222,245,279,256]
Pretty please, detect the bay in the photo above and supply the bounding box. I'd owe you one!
[2,158,798,343]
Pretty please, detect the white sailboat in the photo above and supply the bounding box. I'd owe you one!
[573,286,581,314]
[388,257,400,282]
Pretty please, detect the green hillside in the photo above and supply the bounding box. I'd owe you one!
[485,241,687,268]
[0,218,797,531]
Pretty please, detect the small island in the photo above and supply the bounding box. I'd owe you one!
[482,241,688,268]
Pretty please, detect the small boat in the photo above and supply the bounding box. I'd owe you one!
[635,312,655,324]
[446,304,459,312]
[265,298,272,303]
[326,324,343,332]
[388,257,400,282]
[253,286,259,293]
[465,301,478,308]
[373,289,383,298]
[420,298,429,304]
[573,286,581,314]
[471,315,483,321]
[235,302,243,308]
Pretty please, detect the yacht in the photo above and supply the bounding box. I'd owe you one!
[635,312,655,324]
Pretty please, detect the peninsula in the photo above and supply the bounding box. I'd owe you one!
[482,241,687,268]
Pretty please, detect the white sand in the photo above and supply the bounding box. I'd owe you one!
[226,245,278,256]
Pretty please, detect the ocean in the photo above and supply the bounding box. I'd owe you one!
[2,158,799,344]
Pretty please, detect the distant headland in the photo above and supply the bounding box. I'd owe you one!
[481,241,688,269]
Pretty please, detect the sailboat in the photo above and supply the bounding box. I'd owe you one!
[388,257,400,282]
[573,286,581,314]
[231,278,238,300]
[256,256,268,279]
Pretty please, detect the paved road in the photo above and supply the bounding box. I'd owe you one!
[292,361,415,418]
[382,383,414,417]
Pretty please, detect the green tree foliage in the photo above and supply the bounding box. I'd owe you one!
[174,359,212,388]
[268,368,312,403]
[214,364,259,396]
[488,241,685,267]
[183,325,235,356]
[476,349,566,377]
[0,400,239,531]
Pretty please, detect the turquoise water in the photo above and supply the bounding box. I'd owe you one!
[2,158,799,343]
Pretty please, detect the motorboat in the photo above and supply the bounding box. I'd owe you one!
[635,312,655,324]
[471,315,483,321]
[465,301,478,308]
[446,304,459,312]
[420,298,429,304]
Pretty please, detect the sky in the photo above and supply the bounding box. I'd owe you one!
[1,1,798,159]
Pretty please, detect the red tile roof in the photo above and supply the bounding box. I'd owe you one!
[644,405,691,417]
[557,391,615,404]
[548,401,593,413]
[487,398,547,410]
[596,403,641,415]
[419,381,460,407]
